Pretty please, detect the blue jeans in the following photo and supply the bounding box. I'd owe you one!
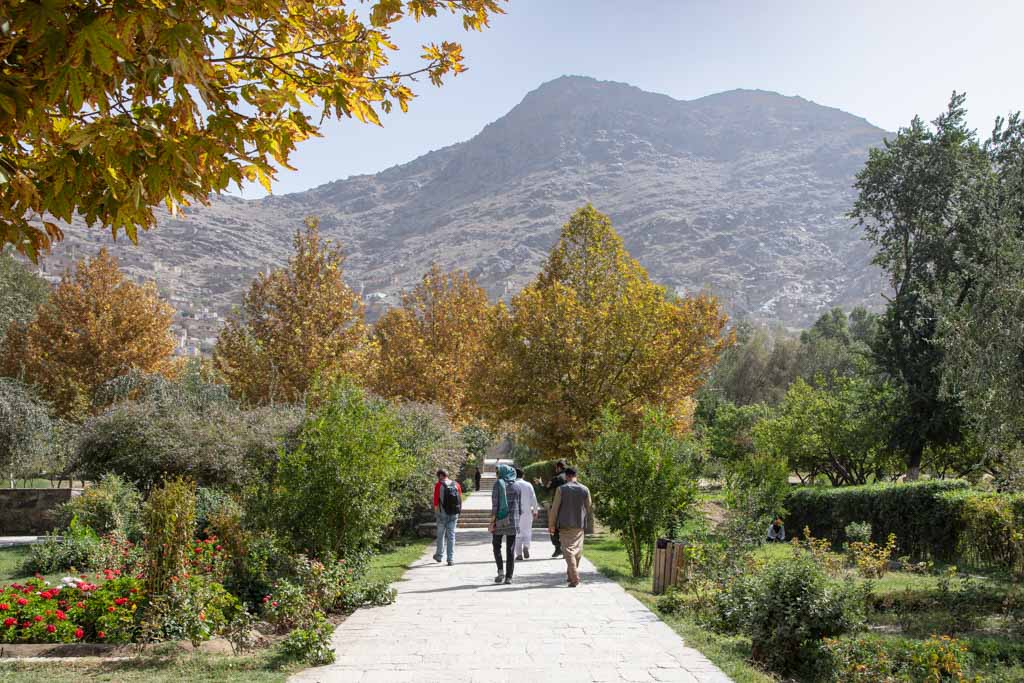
[434,511,458,562]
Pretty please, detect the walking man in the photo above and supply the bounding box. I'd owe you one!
[546,460,567,557]
[433,469,462,565]
[547,467,592,587]
[513,468,539,560]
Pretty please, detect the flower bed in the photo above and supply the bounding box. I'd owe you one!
[0,575,142,644]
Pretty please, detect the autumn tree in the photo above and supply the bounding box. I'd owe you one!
[0,0,504,259]
[214,218,372,405]
[474,205,731,457]
[0,249,175,418]
[372,264,491,423]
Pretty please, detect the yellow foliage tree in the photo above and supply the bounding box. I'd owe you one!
[0,249,175,418]
[372,264,491,423]
[214,218,372,405]
[0,0,504,259]
[474,205,732,456]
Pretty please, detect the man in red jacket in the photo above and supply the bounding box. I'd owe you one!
[433,469,463,566]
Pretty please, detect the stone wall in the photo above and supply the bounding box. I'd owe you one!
[0,489,82,535]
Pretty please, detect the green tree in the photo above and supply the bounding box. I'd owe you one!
[0,0,504,259]
[0,377,56,483]
[581,407,700,578]
[263,381,413,559]
[755,376,901,486]
[851,93,990,478]
[934,112,1024,478]
[703,401,771,468]
[701,322,799,407]
[0,248,49,341]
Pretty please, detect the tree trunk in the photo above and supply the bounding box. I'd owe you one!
[906,442,924,481]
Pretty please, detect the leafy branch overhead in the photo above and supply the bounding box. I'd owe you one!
[0,0,505,260]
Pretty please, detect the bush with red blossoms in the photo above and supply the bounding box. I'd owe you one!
[183,536,229,582]
[0,575,144,644]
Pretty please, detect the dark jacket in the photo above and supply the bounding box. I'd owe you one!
[546,471,567,492]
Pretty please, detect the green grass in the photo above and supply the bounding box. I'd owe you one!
[585,532,774,683]
[0,536,432,681]
[364,536,432,585]
[0,544,70,586]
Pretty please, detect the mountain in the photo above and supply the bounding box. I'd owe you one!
[44,75,889,328]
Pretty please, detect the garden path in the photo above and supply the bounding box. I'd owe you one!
[290,496,732,683]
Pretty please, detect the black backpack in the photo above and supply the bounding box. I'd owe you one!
[441,481,462,515]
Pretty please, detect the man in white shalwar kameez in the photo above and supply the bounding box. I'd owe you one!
[513,468,539,560]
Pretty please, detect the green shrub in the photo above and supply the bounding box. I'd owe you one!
[141,575,240,647]
[391,402,467,533]
[939,489,1024,574]
[279,611,335,665]
[75,370,304,489]
[57,475,143,541]
[712,553,867,677]
[722,451,790,548]
[785,480,970,560]
[142,478,197,597]
[22,516,99,574]
[581,408,699,577]
[823,634,974,682]
[263,380,412,559]
[194,487,240,538]
[844,521,872,545]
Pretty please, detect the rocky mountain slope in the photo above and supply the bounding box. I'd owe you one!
[46,75,889,327]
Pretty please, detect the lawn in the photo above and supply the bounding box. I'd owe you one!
[0,537,432,682]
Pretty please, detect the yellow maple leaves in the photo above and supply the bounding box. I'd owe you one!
[0,0,505,260]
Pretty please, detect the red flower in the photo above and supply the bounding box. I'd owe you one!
[194,547,203,554]
[21,621,30,629]
[271,601,278,607]
[3,618,15,627]
[16,598,27,606]
[75,628,84,639]
[33,615,43,622]
[56,610,66,621]
[262,596,269,603]
[114,598,127,606]
[198,611,206,621]
[107,606,116,613]
[97,631,106,639]
[76,602,84,609]
[215,545,223,551]
[46,624,56,633]
[0,603,7,611]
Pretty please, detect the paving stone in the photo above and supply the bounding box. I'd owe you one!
[288,493,731,682]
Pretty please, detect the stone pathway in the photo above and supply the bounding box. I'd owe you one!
[291,513,731,683]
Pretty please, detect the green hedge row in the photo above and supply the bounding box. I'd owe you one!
[786,480,1024,571]
[785,480,970,561]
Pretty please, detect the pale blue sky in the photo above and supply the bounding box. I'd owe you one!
[241,0,1023,197]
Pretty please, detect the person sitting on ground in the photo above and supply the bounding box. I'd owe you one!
[766,517,786,543]
[488,463,521,584]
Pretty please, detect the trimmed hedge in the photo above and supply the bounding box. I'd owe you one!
[787,480,1024,571]
[785,480,970,561]
[939,489,1024,574]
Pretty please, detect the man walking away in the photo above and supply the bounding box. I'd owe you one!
[474,466,482,492]
[546,460,567,557]
[433,469,462,565]
[513,467,538,561]
[548,467,592,587]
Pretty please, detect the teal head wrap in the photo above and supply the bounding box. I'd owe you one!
[495,463,517,520]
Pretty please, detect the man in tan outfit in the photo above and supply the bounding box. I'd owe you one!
[547,467,593,587]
